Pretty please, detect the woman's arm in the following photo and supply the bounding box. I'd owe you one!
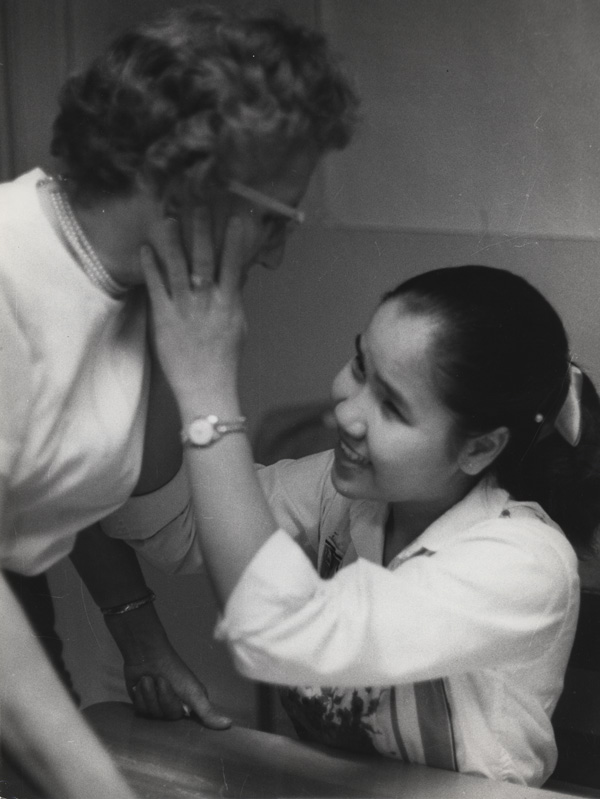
[100,356,202,576]
[0,481,140,799]
[70,524,227,725]
[69,362,229,727]
[141,212,579,691]
[142,212,280,608]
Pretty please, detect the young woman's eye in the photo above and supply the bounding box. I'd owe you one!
[351,334,366,381]
[351,352,366,381]
[382,399,404,421]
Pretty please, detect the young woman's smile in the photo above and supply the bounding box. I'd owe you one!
[331,299,472,520]
[336,434,370,470]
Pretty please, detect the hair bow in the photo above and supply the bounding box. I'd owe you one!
[553,364,583,447]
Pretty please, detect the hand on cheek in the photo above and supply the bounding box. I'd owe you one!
[141,210,249,411]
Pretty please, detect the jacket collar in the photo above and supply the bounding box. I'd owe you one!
[347,475,514,566]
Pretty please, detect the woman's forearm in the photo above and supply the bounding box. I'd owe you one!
[179,398,279,607]
[142,211,281,607]
[0,571,139,799]
[70,523,150,607]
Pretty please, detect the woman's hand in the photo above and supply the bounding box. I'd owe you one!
[117,618,231,728]
[143,210,280,609]
[141,209,249,415]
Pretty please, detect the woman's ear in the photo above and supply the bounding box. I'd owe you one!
[458,426,510,476]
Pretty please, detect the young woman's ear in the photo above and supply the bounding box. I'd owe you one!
[458,427,510,476]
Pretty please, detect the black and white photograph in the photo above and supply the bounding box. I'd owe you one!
[1,2,600,797]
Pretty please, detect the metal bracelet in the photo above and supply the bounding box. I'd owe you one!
[101,590,156,616]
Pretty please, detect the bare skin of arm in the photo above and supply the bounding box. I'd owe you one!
[0,479,141,799]
[142,215,279,610]
[69,357,230,727]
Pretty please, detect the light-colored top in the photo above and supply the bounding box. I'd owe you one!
[0,169,149,574]
[216,451,580,786]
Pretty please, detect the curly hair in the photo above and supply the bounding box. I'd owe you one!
[51,4,359,201]
[383,265,600,552]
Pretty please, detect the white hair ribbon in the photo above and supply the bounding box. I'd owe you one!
[553,364,583,447]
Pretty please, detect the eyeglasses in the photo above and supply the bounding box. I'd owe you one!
[227,180,305,225]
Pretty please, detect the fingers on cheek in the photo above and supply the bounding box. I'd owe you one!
[140,244,159,276]
[192,206,211,241]
[165,217,184,249]
[147,218,179,270]
[238,216,256,252]
[222,215,249,253]
[219,218,252,283]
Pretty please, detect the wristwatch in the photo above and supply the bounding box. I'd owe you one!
[181,414,247,447]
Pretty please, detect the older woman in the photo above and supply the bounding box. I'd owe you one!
[0,5,357,797]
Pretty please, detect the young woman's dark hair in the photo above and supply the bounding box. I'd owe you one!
[51,4,358,201]
[383,265,600,552]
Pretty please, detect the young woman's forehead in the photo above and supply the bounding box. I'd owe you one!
[365,301,443,399]
[368,301,438,357]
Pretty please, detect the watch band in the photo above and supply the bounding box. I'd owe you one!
[181,414,247,447]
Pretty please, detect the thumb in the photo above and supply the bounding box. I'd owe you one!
[140,243,168,307]
[183,685,232,730]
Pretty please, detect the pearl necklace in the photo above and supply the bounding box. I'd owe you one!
[38,175,129,298]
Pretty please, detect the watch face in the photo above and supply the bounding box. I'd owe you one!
[188,417,215,446]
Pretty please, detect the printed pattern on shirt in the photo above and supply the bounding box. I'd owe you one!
[320,535,344,578]
[283,535,458,769]
[280,685,380,754]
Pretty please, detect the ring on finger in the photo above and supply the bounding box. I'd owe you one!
[190,274,213,291]
[132,676,148,693]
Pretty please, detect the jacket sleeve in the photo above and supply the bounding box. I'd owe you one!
[216,520,579,687]
[100,464,202,575]
[256,450,336,566]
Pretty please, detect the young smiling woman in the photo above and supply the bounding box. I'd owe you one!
[142,221,600,786]
[331,304,510,562]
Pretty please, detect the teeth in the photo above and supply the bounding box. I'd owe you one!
[340,439,368,465]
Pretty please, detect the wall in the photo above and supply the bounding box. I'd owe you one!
[241,0,600,433]
[4,0,600,423]
[2,0,600,723]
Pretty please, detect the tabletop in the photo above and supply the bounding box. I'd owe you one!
[0,701,590,798]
